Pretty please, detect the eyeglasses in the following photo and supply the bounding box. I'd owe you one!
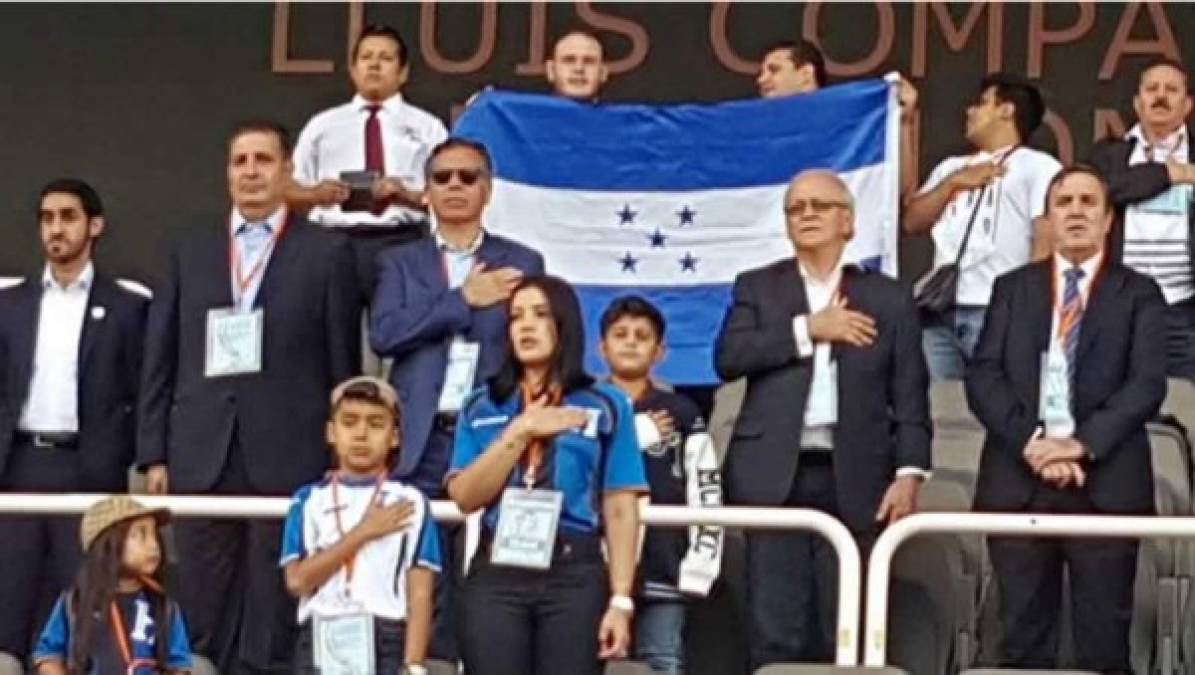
[430,168,486,186]
[784,199,851,217]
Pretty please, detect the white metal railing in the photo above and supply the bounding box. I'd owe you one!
[0,495,864,666]
[863,511,1195,666]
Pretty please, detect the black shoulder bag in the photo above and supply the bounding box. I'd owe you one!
[912,183,990,315]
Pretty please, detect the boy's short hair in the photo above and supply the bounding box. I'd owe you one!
[330,376,401,423]
[599,295,666,341]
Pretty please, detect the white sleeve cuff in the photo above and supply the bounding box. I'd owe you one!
[792,315,814,358]
[896,466,931,480]
[634,413,662,451]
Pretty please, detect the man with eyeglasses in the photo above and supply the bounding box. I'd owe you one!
[370,137,544,660]
[715,170,930,669]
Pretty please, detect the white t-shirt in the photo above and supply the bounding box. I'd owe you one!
[920,146,1061,306]
[292,92,449,228]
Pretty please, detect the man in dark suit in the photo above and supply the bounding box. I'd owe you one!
[714,170,931,669]
[0,178,148,663]
[1088,58,1195,377]
[370,137,543,659]
[137,120,359,673]
[966,165,1166,673]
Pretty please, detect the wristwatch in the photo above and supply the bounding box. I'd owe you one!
[609,594,635,614]
[404,665,428,675]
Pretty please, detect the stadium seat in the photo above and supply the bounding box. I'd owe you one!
[959,670,1097,675]
[192,654,219,675]
[427,659,459,675]
[754,666,909,675]
[0,652,19,675]
[606,660,655,674]
[709,378,745,464]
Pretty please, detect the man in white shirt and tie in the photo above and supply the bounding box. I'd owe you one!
[0,179,149,665]
[715,170,930,669]
[289,24,449,305]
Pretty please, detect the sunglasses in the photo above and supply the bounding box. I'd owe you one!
[784,198,851,217]
[430,168,486,186]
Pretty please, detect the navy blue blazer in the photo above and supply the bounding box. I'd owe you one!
[370,233,544,478]
[0,273,148,491]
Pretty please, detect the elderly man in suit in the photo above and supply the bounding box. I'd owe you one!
[715,169,931,670]
[0,179,148,664]
[369,137,543,659]
[137,120,359,673]
[966,165,1166,673]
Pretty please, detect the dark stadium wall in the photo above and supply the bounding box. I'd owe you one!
[0,2,1191,285]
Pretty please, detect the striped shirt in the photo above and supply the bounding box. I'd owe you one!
[1122,124,1193,304]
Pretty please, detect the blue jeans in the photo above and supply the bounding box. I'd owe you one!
[921,306,987,381]
[635,599,686,674]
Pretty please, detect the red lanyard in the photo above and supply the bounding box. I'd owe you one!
[330,472,386,589]
[228,209,288,304]
[108,584,161,675]
[519,383,562,489]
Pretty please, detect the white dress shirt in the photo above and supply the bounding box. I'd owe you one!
[230,206,287,312]
[1122,124,1193,304]
[921,145,1062,306]
[293,92,449,228]
[18,263,94,433]
[435,228,485,290]
[1041,252,1102,438]
[790,261,927,477]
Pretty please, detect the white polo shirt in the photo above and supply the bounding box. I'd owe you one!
[920,145,1061,306]
[293,92,448,228]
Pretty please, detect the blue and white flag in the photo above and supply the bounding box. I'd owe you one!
[454,77,901,385]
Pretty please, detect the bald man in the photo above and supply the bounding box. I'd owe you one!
[714,170,931,668]
[545,29,608,101]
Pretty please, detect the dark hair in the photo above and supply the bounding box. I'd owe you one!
[352,24,408,66]
[599,295,666,341]
[228,119,292,157]
[331,382,402,469]
[980,73,1046,141]
[490,275,594,402]
[424,137,494,178]
[763,39,827,88]
[1137,56,1190,91]
[551,27,604,59]
[38,178,103,220]
[67,520,170,674]
[1043,163,1113,214]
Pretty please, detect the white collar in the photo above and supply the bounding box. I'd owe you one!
[1052,250,1102,282]
[797,257,844,289]
[229,206,287,236]
[435,227,485,255]
[1128,123,1186,155]
[352,92,405,113]
[41,261,94,292]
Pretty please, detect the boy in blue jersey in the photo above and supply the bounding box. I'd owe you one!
[280,376,441,675]
[598,296,724,675]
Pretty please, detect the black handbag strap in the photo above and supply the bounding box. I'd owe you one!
[951,145,1020,267]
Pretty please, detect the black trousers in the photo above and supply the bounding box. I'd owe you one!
[744,453,876,671]
[460,534,609,675]
[172,440,296,674]
[0,441,82,659]
[989,487,1138,673]
[292,617,406,675]
[343,223,429,305]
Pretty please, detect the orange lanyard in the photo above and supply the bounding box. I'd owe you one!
[228,210,288,304]
[519,383,562,489]
[108,596,158,675]
[1050,256,1104,340]
[330,472,386,589]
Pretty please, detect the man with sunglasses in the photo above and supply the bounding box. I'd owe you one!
[715,170,930,670]
[369,137,544,660]
[903,73,1060,380]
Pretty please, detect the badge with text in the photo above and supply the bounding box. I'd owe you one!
[491,488,563,570]
[204,307,264,377]
[437,339,480,412]
[1138,184,1192,216]
[1038,349,1075,438]
[312,611,375,675]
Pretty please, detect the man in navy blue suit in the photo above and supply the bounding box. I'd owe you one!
[370,137,544,659]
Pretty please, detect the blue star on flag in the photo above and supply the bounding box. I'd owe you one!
[679,252,699,272]
[617,204,638,225]
[647,228,667,248]
[676,205,696,226]
[619,252,640,273]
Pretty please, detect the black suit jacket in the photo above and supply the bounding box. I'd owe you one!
[966,259,1166,514]
[137,214,360,495]
[714,258,931,532]
[0,273,148,491]
[1088,131,1195,283]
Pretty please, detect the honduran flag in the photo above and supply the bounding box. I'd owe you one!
[453,76,901,385]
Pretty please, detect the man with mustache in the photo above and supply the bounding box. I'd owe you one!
[1088,58,1195,377]
[138,120,359,674]
[0,179,148,667]
[966,165,1165,672]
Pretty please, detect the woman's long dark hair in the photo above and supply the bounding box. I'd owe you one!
[490,275,594,402]
[67,519,171,674]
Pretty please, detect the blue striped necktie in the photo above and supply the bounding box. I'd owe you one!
[1059,266,1085,386]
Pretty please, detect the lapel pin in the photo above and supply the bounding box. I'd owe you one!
[91,306,106,320]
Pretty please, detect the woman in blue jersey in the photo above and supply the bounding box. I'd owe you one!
[447,275,648,675]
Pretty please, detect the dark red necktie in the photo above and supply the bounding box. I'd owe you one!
[365,105,386,215]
